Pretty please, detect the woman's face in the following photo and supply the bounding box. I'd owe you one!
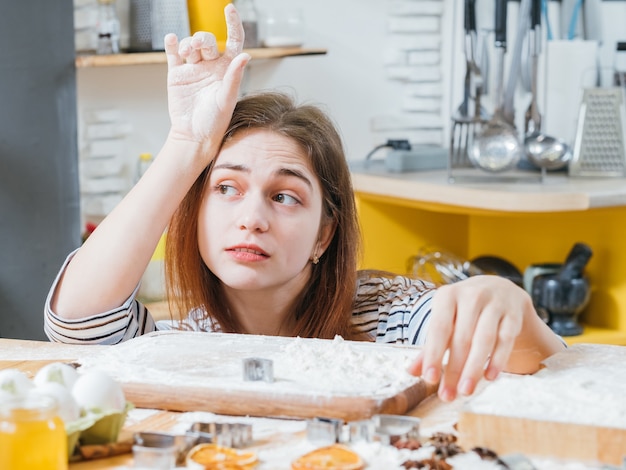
[198,129,333,293]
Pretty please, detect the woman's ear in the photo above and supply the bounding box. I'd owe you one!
[316,218,337,257]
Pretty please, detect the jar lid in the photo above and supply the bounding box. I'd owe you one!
[0,393,58,415]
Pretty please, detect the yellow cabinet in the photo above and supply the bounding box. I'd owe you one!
[352,170,626,345]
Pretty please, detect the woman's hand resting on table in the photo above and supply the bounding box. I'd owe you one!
[409,275,566,402]
[164,4,250,161]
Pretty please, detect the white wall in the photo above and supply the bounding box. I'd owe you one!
[78,0,454,166]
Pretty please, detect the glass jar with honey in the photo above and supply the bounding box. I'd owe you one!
[0,395,68,469]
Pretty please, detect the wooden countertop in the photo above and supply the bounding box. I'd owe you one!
[350,162,626,213]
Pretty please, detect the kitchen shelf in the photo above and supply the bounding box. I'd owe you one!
[75,47,327,68]
[565,325,626,346]
[352,167,626,346]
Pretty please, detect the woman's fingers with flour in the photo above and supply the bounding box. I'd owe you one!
[224,3,245,58]
[443,303,500,399]
[163,4,250,150]
[164,33,183,67]
[409,286,456,386]
[186,32,219,63]
[409,276,526,401]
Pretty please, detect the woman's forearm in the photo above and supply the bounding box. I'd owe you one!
[52,137,211,319]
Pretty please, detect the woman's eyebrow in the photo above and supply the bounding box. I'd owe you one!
[214,162,313,189]
[276,167,313,189]
[213,163,249,172]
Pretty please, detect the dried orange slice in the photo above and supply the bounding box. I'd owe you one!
[291,444,364,470]
[186,443,258,469]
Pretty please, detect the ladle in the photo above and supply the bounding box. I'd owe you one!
[522,0,571,174]
[469,0,521,172]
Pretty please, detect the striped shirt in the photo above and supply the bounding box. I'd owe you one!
[44,255,435,346]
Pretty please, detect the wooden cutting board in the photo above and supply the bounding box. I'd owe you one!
[456,344,626,465]
[458,412,626,466]
[0,332,436,422]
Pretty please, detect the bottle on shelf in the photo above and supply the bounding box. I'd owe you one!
[187,0,230,52]
[135,152,154,183]
[96,0,120,55]
[138,232,167,303]
[234,0,260,49]
[133,152,166,303]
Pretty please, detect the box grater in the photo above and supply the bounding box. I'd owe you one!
[569,87,626,177]
[129,0,190,52]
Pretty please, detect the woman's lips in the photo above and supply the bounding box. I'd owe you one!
[227,245,269,261]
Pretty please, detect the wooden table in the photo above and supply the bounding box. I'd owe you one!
[0,337,452,469]
[2,338,623,468]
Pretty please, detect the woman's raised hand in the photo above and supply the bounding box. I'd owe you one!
[164,4,250,156]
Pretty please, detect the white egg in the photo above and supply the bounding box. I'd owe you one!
[0,369,34,397]
[33,362,79,390]
[30,382,81,423]
[71,370,126,414]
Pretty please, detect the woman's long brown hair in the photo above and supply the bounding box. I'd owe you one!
[165,91,362,339]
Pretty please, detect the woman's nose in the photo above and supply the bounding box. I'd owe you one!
[237,194,269,232]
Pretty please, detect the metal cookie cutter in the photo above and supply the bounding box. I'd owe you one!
[347,418,377,443]
[189,422,253,449]
[133,431,198,466]
[372,414,421,445]
[242,357,274,383]
[306,417,346,445]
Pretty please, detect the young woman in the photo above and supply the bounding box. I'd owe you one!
[45,5,564,402]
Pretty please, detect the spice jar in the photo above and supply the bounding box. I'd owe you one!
[0,395,68,470]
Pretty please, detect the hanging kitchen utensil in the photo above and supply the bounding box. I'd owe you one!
[569,88,626,177]
[504,0,530,122]
[561,0,584,40]
[448,0,488,173]
[468,0,522,173]
[523,0,571,176]
[477,28,490,96]
[524,0,542,136]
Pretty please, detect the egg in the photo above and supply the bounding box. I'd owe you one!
[33,362,79,390]
[30,382,81,423]
[0,369,34,397]
[71,370,126,414]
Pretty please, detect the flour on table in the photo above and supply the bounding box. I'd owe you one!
[464,344,626,429]
[78,331,422,397]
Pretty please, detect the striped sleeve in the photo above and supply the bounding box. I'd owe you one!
[43,251,156,345]
[351,272,435,346]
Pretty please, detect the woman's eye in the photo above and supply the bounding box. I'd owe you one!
[217,184,238,196]
[274,193,299,205]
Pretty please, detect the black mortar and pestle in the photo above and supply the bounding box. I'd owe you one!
[531,242,593,336]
